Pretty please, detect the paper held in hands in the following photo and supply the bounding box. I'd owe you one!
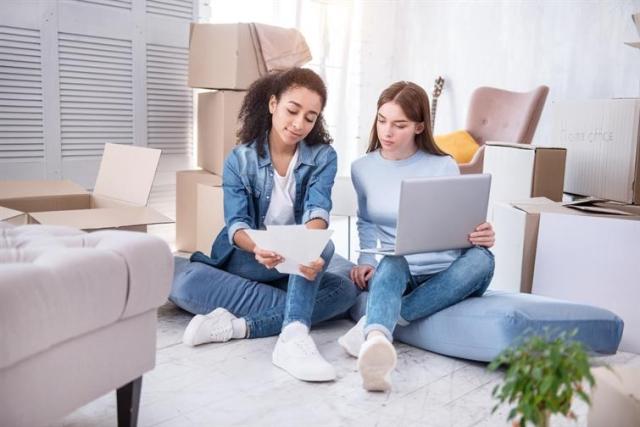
[245,225,333,275]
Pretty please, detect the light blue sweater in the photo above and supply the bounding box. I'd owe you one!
[351,149,462,276]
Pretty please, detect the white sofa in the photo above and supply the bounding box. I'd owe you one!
[0,223,173,427]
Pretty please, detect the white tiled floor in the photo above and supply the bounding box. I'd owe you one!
[55,300,639,427]
[50,223,639,426]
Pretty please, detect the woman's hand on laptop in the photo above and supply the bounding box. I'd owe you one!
[253,246,284,269]
[299,258,325,281]
[468,222,495,248]
[350,265,375,290]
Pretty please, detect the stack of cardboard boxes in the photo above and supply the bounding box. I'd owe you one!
[488,94,640,353]
[176,23,261,253]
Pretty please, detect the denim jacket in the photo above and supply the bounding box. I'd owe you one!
[191,135,337,268]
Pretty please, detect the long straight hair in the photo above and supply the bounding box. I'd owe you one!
[367,81,446,156]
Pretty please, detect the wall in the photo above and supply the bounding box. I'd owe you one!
[356,0,640,153]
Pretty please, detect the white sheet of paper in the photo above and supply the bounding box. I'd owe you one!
[245,225,333,275]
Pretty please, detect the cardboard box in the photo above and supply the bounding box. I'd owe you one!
[588,365,640,427]
[532,205,640,352]
[175,169,222,252]
[0,144,172,231]
[490,198,576,293]
[195,183,225,254]
[0,206,26,226]
[483,142,566,219]
[198,90,246,175]
[624,12,640,50]
[553,98,640,204]
[188,23,262,90]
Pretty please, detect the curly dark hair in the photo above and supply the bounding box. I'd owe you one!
[237,67,333,157]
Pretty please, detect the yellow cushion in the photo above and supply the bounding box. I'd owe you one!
[434,130,479,164]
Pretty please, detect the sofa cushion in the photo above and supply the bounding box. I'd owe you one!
[0,225,172,369]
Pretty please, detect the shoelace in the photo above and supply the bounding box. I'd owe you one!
[208,319,231,339]
[293,337,319,356]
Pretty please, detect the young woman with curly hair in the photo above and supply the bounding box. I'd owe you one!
[171,68,357,382]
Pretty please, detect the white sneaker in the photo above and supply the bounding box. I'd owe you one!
[338,316,366,358]
[182,308,236,346]
[272,333,336,382]
[357,335,397,391]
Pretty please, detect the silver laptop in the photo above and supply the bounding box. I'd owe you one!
[358,174,491,256]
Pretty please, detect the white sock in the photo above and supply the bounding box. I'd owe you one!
[280,321,309,341]
[231,318,247,339]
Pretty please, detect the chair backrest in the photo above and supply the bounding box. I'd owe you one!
[465,85,549,146]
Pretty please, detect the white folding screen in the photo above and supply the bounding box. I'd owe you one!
[0,25,45,162]
[0,0,195,197]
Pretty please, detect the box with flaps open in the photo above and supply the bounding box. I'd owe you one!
[0,143,172,232]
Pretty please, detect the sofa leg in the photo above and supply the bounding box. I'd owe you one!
[117,376,142,427]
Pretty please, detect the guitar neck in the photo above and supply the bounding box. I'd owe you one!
[431,98,439,130]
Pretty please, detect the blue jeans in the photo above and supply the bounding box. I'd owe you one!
[364,246,495,341]
[171,241,358,338]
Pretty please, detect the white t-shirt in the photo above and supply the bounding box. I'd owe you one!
[264,149,299,226]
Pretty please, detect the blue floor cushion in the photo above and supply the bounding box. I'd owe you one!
[174,254,623,362]
[326,255,623,362]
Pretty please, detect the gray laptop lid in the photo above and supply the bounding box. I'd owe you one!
[394,174,491,255]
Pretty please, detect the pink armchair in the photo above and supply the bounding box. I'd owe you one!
[459,86,549,174]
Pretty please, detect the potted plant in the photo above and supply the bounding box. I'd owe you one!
[488,330,595,427]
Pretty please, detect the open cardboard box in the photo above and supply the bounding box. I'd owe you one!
[624,12,640,49]
[0,143,172,232]
[0,206,25,226]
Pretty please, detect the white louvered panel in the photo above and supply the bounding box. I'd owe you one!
[73,0,132,10]
[146,0,193,20]
[0,25,44,160]
[146,44,192,155]
[59,32,133,158]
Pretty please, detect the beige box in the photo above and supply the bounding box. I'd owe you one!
[532,201,640,352]
[483,142,566,219]
[0,144,172,231]
[188,23,261,90]
[490,198,574,293]
[195,183,225,254]
[588,365,640,427]
[491,197,640,294]
[197,90,246,175]
[175,169,222,252]
[0,206,26,226]
[553,98,640,204]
